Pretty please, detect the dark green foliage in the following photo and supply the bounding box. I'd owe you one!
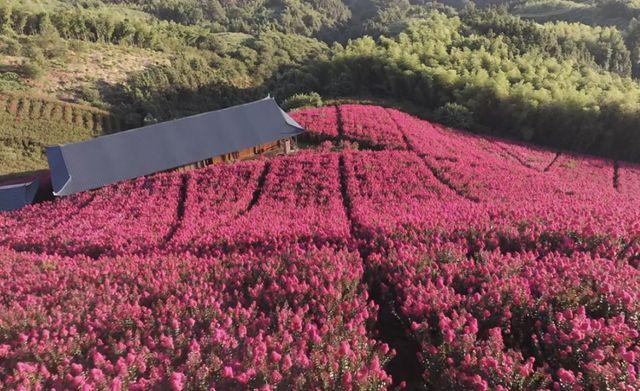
[75,85,101,105]
[122,31,329,120]
[0,72,25,91]
[20,61,45,80]
[434,103,474,130]
[626,17,640,78]
[281,92,323,111]
[463,9,632,77]
[0,35,20,55]
[0,0,451,43]
[0,2,201,49]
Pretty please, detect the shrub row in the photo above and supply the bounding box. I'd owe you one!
[0,92,118,135]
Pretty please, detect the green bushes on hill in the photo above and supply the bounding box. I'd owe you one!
[0,112,103,175]
[0,2,210,49]
[122,31,329,120]
[0,92,119,175]
[0,92,118,136]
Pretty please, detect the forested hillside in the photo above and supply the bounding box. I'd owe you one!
[279,11,640,160]
[2,0,640,173]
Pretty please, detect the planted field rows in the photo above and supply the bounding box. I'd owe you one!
[0,92,119,135]
[1,104,639,389]
[0,247,391,389]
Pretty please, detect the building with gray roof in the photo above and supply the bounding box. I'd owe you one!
[46,97,305,196]
[0,176,41,211]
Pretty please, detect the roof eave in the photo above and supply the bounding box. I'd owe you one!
[46,146,73,196]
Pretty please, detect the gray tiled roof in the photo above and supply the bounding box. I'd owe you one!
[46,97,305,196]
[0,179,40,211]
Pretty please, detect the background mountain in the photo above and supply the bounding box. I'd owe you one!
[3,0,640,174]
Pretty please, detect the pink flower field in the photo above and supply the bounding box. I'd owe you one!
[1,104,639,390]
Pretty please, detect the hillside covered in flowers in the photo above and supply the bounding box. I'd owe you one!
[1,105,640,390]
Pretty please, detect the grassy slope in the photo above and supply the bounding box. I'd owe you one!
[0,91,118,175]
[0,41,171,104]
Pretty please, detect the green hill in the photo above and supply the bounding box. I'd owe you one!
[3,1,640,172]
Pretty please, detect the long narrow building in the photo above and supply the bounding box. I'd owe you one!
[46,97,305,196]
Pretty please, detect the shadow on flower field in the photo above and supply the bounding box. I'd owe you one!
[1,105,640,389]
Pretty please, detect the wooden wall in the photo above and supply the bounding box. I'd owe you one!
[176,137,296,172]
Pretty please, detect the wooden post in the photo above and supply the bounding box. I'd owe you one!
[284,138,292,154]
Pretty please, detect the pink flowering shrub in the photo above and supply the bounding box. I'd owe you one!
[211,152,351,251]
[0,172,183,257]
[0,246,392,389]
[0,190,95,246]
[369,241,640,390]
[339,106,407,150]
[390,107,551,203]
[616,162,640,197]
[170,161,265,253]
[289,106,339,139]
[491,138,558,171]
[2,104,640,389]
[339,141,635,263]
[386,106,640,251]
[342,150,469,238]
[546,154,616,202]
